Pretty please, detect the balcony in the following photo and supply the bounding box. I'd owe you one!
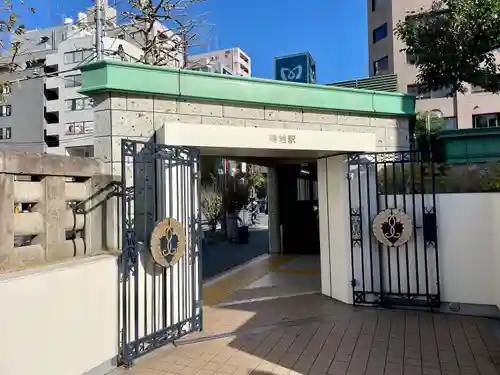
[45,100,60,113]
[45,76,59,89]
[45,54,59,67]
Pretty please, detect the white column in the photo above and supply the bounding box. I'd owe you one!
[267,167,281,254]
[317,155,352,304]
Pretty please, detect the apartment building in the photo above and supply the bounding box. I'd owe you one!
[0,5,183,156]
[188,48,251,77]
[0,24,72,153]
[187,57,234,75]
[368,0,500,129]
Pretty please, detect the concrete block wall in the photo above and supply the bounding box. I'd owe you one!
[0,150,112,270]
[92,92,411,175]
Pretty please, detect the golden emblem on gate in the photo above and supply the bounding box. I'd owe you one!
[150,218,186,267]
[372,208,413,247]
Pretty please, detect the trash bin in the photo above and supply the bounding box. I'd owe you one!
[238,225,249,244]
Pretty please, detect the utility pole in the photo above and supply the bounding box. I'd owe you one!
[95,0,106,60]
[182,27,188,68]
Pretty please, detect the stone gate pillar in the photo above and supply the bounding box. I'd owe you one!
[266,167,280,254]
[317,155,352,304]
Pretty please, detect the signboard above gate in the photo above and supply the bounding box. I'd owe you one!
[274,52,317,84]
[158,123,377,154]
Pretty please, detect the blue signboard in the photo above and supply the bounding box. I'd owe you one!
[274,52,316,84]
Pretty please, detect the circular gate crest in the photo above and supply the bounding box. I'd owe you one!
[150,218,186,267]
[372,208,413,247]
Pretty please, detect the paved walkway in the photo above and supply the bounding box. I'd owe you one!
[112,256,500,375]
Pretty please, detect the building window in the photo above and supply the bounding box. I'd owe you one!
[0,127,11,139]
[64,51,81,64]
[66,121,94,135]
[63,50,93,64]
[473,113,500,128]
[373,56,389,75]
[66,146,94,157]
[240,64,249,74]
[372,0,386,11]
[407,84,452,99]
[407,84,426,98]
[0,105,11,116]
[373,23,388,43]
[443,117,457,130]
[64,74,82,88]
[406,51,418,65]
[65,97,94,111]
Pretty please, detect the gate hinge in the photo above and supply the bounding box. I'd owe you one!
[350,279,357,287]
[345,172,352,180]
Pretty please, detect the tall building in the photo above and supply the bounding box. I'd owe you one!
[0,6,183,155]
[188,48,251,77]
[368,0,500,129]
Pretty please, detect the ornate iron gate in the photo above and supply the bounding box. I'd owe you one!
[119,139,202,366]
[347,151,440,308]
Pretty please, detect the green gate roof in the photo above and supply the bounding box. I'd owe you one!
[80,60,415,116]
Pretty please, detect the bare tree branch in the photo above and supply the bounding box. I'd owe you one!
[0,0,35,99]
[118,0,212,68]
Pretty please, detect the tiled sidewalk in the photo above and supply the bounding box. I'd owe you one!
[112,293,500,375]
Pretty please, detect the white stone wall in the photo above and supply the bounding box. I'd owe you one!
[92,92,411,174]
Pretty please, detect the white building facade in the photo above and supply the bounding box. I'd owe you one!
[188,47,251,77]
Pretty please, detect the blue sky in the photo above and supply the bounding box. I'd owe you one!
[18,0,368,83]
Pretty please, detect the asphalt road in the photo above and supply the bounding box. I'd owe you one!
[202,213,269,280]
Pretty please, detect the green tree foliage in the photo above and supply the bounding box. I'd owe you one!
[395,0,500,94]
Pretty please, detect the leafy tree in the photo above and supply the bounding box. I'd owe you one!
[395,0,500,94]
[414,110,446,153]
[201,187,222,232]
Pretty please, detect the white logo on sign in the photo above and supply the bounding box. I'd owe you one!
[280,65,303,81]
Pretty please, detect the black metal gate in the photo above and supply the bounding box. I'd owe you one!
[347,151,440,308]
[119,139,202,366]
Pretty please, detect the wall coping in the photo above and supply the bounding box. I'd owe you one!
[0,150,104,176]
[80,60,415,116]
[439,127,500,139]
[438,127,500,164]
[0,253,118,283]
